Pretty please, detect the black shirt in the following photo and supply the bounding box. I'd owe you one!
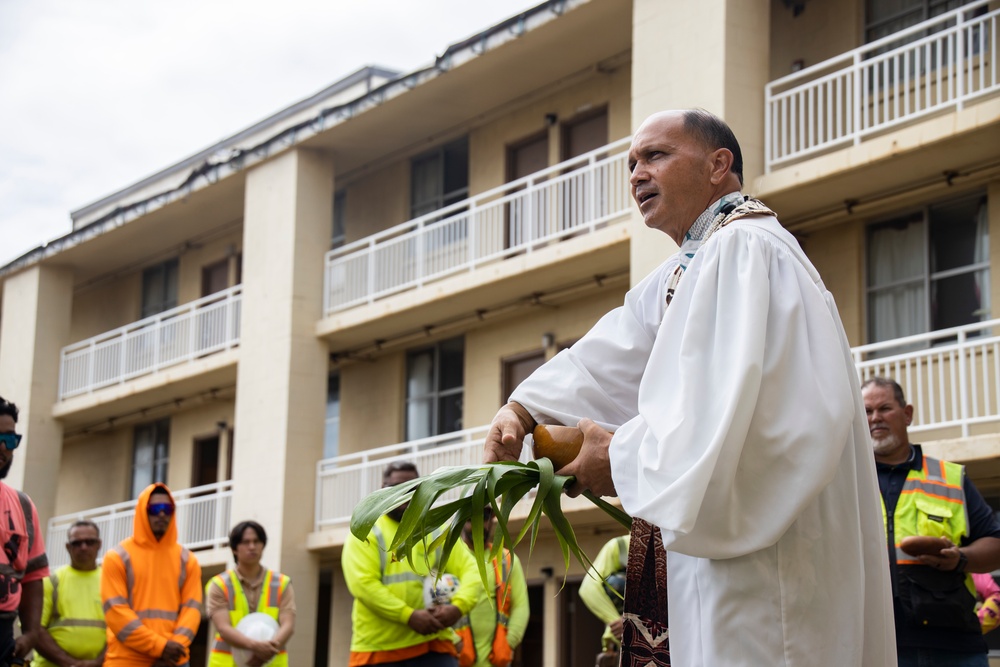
[876,444,1000,653]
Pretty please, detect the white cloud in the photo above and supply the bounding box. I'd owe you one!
[0,0,540,265]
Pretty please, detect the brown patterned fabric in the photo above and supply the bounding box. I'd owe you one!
[618,198,775,667]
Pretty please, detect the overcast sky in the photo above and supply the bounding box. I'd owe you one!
[0,0,540,266]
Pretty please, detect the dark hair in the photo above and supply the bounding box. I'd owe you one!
[383,460,419,481]
[861,377,907,407]
[0,397,18,424]
[229,521,267,561]
[68,520,100,538]
[683,109,744,186]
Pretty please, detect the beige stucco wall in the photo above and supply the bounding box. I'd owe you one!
[340,161,410,245]
[57,429,132,513]
[67,228,243,343]
[166,400,237,490]
[338,352,406,454]
[804,219,865,347]
[464,289,627,428]
[468,67,632,196]
[768,0,861,81]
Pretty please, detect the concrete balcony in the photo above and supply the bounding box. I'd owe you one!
[54,286,241,426]
[312,322,1000,546]
[765,0,998,172]
[46,481,233,569]
[318,139,633,352]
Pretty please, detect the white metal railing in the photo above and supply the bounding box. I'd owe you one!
[765,0,999,171]
[324,138,632,315]
[853,318,1000,437]
[46,481,233,569]
[59,285,242,399]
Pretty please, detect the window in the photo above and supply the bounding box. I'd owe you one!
[867,194,988,343]
[411,138,469,219]
[333,189,347,249]
[405,337,464,441]
[141,260,179,318]
[865,0,973,43]
[132,418,170,498]
[325,373,340,459]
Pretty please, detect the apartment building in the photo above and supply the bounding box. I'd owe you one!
[1,0,998,664]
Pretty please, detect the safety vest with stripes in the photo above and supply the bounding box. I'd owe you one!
[880,454,975,599]
[207,568,289,667]
[35,565,105,667]
[456,548,514,667]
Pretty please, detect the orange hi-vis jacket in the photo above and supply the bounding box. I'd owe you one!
[101,484,203,666]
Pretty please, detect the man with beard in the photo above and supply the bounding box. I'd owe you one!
[0,396,48,665]
[342,461,482,667]
[863,377,1000,666]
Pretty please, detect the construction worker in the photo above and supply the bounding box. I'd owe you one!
[205,521,295,666]
[343,461,483,667]
[579,534,629,662]
[35,520,106,666]
[456,506,528,667]
[101,484,202,666]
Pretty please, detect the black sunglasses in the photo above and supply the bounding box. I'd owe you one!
[0,433,22,450]
[68,538,100,548]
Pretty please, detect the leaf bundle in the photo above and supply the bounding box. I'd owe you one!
[349,458,631,589]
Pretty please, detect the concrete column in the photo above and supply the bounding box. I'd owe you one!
[629,0,771,285]
[542,575,562,667]
[233,147,332,666]
[0,265,74,524]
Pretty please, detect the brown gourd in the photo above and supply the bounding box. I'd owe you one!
[532,424,583,470]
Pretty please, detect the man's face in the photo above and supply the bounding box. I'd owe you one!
[147,491,174,539]
[628,112,720,243]
[66,524,101,571]
[384,469,418,522]
[0,415,17,480]
[234,527,264,567]
[862,384,913,460]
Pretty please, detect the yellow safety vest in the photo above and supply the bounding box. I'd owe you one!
[207,568,289,667]
[456,549,514,667]
[881,454,975,599]
[35,566,106,667]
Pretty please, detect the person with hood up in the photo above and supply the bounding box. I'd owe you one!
[101,484,202,666]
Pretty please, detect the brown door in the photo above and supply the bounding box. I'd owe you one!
[506,133,549,247]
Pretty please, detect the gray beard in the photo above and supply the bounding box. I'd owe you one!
[872,432,903,457]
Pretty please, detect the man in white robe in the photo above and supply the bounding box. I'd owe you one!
[484,109,895,666]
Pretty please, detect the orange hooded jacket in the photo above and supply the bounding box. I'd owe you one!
[100,484,203,666]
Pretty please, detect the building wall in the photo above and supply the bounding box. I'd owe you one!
[468,67,632,196]
[805,219,865,347]
[56,429,132,514]
[67,229,243,343]
[167,400,237,490]
[464,288,627,428]
[340,161,411,245]
[768,0,862,80]
[338,352,406,454]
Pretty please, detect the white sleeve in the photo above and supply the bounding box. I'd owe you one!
[510,259,673,431]
[611,224,857,559]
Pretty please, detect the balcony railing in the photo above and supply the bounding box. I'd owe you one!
[765,0,999,171]
[59,285,242,399]
[46,481,233,569]
[324,138,632,315]
[853,318,1000,437]
[315,320,1000,531]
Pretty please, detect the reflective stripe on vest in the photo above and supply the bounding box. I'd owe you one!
[208,568,289,667]
[372,525,427,585]
[107,544,196,641]
[458,548,515,667]
[880,455,974,595]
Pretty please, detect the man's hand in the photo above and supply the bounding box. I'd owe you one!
[918,543,963,571]
[12,629,36,659]
[429,603,463,627]
[609,617,624,641]
[484,402,534,463]
[160,639,186,664]
[407,608,445,634]
[560,419,616,497]
[246,639,278,666]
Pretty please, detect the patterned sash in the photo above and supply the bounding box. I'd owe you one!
[619,198,775,667]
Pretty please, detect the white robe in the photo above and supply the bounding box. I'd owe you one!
[511,213,895,666]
